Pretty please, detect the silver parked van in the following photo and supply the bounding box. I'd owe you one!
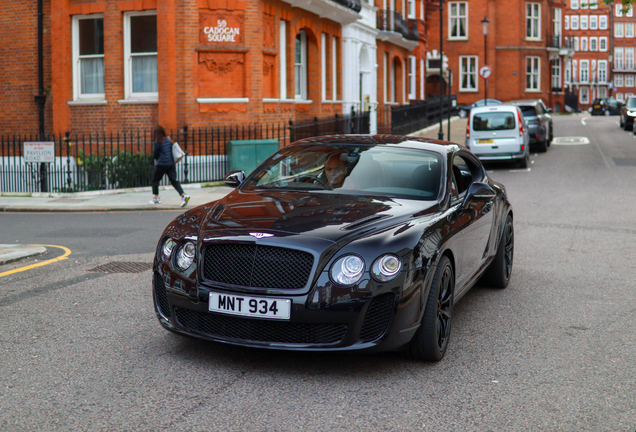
[465,105,530,168]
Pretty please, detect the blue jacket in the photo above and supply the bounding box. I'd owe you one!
[153,137,174,166]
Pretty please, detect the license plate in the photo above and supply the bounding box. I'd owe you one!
[594,105,601,109]
[209,292,291,320]
[477,139,494,144]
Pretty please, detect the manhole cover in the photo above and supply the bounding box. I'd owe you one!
[551,137,590,145]
[613,158,636,167]
[88,262,152,273]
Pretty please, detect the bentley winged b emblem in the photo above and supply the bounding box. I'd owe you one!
[249,232,274,239]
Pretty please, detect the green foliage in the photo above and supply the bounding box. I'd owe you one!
[77,148,153,190]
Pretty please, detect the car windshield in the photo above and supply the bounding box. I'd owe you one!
[519,106,538,117]
[472,112,516,131]
[626,98,636,108]
[242,144,443,200]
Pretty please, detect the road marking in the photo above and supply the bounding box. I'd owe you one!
[509,168,531,172]
[0,244,71,278]
[552,136,590,145]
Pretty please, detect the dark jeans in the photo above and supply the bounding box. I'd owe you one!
[152,164,184,196]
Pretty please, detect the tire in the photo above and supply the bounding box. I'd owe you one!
[480,215,514,289]
[518,153,528,168]
[404,255,454,362]
[536,139,548,153]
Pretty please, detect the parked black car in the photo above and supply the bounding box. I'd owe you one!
[620,97,636,130]
[590,98,622,116]
[152,135,514,362]
[457,99,502,118]
[507,99,553,152]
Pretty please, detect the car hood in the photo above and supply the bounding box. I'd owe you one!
[198,189,439,244]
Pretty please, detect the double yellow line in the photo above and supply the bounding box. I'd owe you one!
[0,244,71,278]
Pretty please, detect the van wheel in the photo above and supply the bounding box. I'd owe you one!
[518,154,528,168]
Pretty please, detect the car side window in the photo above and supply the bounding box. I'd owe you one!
[452,155,473,199]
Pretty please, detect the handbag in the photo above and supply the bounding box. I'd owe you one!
[172,141,185,164]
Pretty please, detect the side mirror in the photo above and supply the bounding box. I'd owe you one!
[224,170,245,188]
[461,182,496,209]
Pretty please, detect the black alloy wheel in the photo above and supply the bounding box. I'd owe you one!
[404,255,454,362]
[480,214,514,288]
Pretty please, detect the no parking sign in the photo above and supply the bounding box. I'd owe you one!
[479,65,492,79]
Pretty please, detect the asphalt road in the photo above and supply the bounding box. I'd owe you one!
[2,113,636,431]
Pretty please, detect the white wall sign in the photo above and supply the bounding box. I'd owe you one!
[23,142,55,163]
[203,20,240,43]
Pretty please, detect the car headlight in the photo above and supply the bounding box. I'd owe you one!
[175,241,196,270]
[371,254,402,282]
[330,255,365,286]
[161,238,176,261]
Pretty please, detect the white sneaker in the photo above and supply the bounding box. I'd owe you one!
[149,197,161,204]
[181,195,190,207]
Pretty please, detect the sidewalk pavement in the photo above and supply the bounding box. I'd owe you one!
[0,117,467,264]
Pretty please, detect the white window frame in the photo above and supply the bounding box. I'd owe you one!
[571,0,579,9]
[598,60,607,83]
[72,14,105,102]
[321,33,327,101]
[420,0,424,20]
[616,23,624,38]
[407,0,416,19]
[123,10,158,101]
[626,74,635,87]
[599,87,607,98]
[580,86,589,104]
[628,6,634,17]
[600,37,607,51]
[332,37,338,101]
[574,37,579,51]
[448,2,468,40]
[617,92,624,101]
[383,52,389,103]
[616,74,624,87]
[581,37,588,51]
[616,48,624,69]
[590,15,598,30]
[590,37,597,51]
[627,22,635,38]
[526,3,541,40]
[459,56,478,91]
[420,57,425,100]
[402,58,407,104]
[565,60,571,83]
[627,47,635,69]
[580,60,589,83]
[294,30,308,100]
[600,15,608,30]
[581,0,588,9]
[616,4,624,17]
[571,15,579,30]
[551,58,562,90]
[591,0,597,9]
[565,15,570,30]
[581,15,588,30]
[390,57,396,102]
[408,55,416,100]
[280,20,287,100]
[573,60,578,83]
[526,56,540,90]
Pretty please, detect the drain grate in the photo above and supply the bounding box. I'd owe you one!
[88,262,152,273]
[613,158,636,167]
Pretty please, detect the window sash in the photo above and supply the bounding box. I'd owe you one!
[600,15,608,29]
[616,48,624,69]
[590,15,598,29]
[294,31,307,99]
[580,61,589,82]
[124,11,157,98]
[627,23,635,37]
[526,57,540,90]
[73,15,105,99]
[526,3,540,39]
[459,56,477,91]
[615,74,624,87]
[449,2,467,38]
[616,23,624,38]
[551,59,561,89]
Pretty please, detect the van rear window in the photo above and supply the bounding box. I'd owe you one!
[472,112,516,131]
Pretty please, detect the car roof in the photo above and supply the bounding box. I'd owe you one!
[506,99,541,106]
[469,104,520,114]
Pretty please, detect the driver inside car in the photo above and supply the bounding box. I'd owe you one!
[323,153,348,188]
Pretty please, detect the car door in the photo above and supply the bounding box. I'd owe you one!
[451,153,495,290]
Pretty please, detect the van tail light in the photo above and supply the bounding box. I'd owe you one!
[517,108,524,137]
[466,113,471,139]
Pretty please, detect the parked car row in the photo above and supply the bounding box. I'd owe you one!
[464,99,553,168]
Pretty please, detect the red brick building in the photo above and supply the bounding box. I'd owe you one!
[427,0,575,112]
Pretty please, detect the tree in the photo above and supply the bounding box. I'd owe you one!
[603,0,636,8]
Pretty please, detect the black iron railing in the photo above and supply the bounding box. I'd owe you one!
[377,10,412,40]
[289,109,370,142]
[379,95,457,136]
[333,0,362,13]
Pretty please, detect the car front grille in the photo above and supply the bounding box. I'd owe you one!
[174,307,347,345]
[203,244,314,290]
[359,293,395,342]
[154,272,171,319]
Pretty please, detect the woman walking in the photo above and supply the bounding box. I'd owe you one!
[150,125,190,207]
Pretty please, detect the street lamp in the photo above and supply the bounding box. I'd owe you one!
[438,0,444,140]
[481,16,490,105]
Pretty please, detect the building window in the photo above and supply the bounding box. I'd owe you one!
[600,37,608,51]
[72,15,105,100]
[573,60,578,83]
[420,57,425,100]
[616,47,624,69]
[294,31,308,100]
[420,0,425,20]
[459,56,478,91]
[574,37,579,51]
[123,11,157,100]
[580,60,589,83]
[321,33,327,101]
[628,6,634,17]
[617,92,624,101]
[449,2,468,39]
[627,47,635,69]
[590,15,598,29]
[571,0,579,9]
[565,60,571,83]
[581,0,588,8]
[599,87,607,98]
[626,74,635,87]
[332,37,338,101]
[581,37,588,51]
[551,59,561,90]
[615,74,624,87]
[407,0,416,19]
[409,55,416,99]
[580,86,589,103]
[571,16,579,30]
[279,20,288,100]
[526,57,540,90]
[627,23,635,38]
[526,3,541,39]
[616,23,624,38]
[591,0,598,9]
[590,37,597,51]
[554,8,562,45]
[600,15,608,29]
[616,4,624,16]
[565,16,570,30]
[598,60,607,82]
[581,15,588,30]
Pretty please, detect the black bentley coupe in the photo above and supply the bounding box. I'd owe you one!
[152,135,514,361]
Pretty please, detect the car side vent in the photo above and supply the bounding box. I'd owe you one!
[154,272,171,319]
[360,293,395,342]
